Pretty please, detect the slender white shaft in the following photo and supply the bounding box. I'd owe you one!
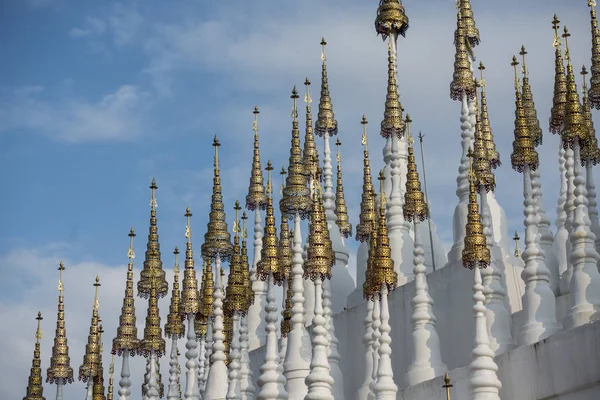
[239,315,256,400]
[147,350,160,400]
[586,162,600,255]
[203,319,213,389]
[185,313,200,400]
[143,357,150,399]
[167,337,181,400]
[86,378,93,400]
[357,300,374,400]
[227,314,242,400]
[368,295,381,400]
[248,209,267,350]
[118,352,131,400]
[374,285,397,400]
[198,336,206,397]
[55,379,64,400]
[561,147,576,292]
[322,278,344,399]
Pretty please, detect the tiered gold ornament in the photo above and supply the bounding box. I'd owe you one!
[457,0,480,47]
[355,115,377,242]
[246,106,268,211]
[225,201,250,315]
[257,161,284,284]
[241,212,254,310]
[374,0,409,39]
[24,312,46,400]
[164,247,185,339]
[519,46,543,146]
[304,173,334,281]
[363,218,379,299]
[478,62,501,169]
[334,138,353,238]
[588,1,600,109]
[278,168,293,278]
[220,267,232,364]
[403,123,429,222]
[181,207,200,318]
[367,171,398,297]
[202,136,233,261]
[79,277,102,382]
[510,56,539,173]
[472,83,496,192]
[462,149,491,269]
[112,229,140,356]
[302,78,320,180]
[46,262,74,384]
[138,277,166,358]
[107,358,114,400]
[138,178,169,298]
[315,38,338,137]
[280,86,312,219]
[281,273,294,337]
[550,15,568,134]
[581,66,600,165]
[381,41,405,138]
[196,259,214,338]
[450,7,476,101]
[561,27,590,149]
[92,323,105,400]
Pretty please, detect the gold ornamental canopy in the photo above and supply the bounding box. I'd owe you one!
[588,0,600,108]
[381,40,405,138]
[225,201,250,315]
[450,7,476,101]
[139,277,166,358]
[79,277,102,382]
[403,119,429,222]
[24,312,46,400]
[355,116,377,242]
[519,46,543,146]
[315,38,338,137]
[457,0,480,48]
[246,106,268,211]
[550,15,568,134]
[581,66,600,165]
[164,247,185,339]
[278,168,293,278]
[478,62,501,169]
[302,78,320,180]
[241,211,254,310]
[181,208,201,316]
[334,138,353,238]
[375,0,409,39]
[472,82,496,192]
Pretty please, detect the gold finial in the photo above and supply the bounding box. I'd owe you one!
[280,86,312,219]
[581,65,600,164]
[291,86,299,121]
[181,207,200,316]
[472,78,496,192]
[224,200,248,317]
[79,278,102,381]
[280,166,286,195]
[138,178,168,299]
[113,229,140,356]
[278,170,293,278]
[233,200,242,234]
[246,106,268,211]
[58,261,64,293]
[519,46,543,146]
[240,211,253,310]
[93,276,100,310]
[450,4,476,101]
[378,170,386,208]
[519,45,529,77]
[185,207,192,242]
[457,0,480,47]
[304,77,312,104]
[315,38,338,137]
[510,65,539,172]
[443,372,453,400]
[356,114,377,242]
[403,130,429,222]
[303,77,320,178]
[265,160,273,196]
[334,137,353,238]
[513,231,521,258]
[511,55,520,91]
[257,160,283,284]
[25,312,46,400]
[197,259,214,337]
[381,39,405,138]
[375,0,409,40]
[550,15,568,134]
[588,1,600,108]
[478,62,501,168]
[164,246,185,339]
[478,61,486,88]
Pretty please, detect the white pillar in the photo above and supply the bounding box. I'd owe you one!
[167,338,181,400]
[357,300,374,400]
[374,286,397,400]
[322,278,343,399]
[368,295,381,400]
[248,210,267,350]
[239,315,257,400]
[554,145,569,284]
[560,147,576,294]
[185,314,200,400]
[147,351,160,400]
[585,162,600,257]
[227,314,242,400]
[118,352,132,400]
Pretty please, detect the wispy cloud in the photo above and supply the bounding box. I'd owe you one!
[68,3,143,47]
[68,17,107,38]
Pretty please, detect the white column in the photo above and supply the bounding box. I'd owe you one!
[198,337,206,397]
[202,319,213,391]
[560,147,576,294]
[303,242,315,326]
[554,145,569,283]
[257,273,288,399]
[405,220,446,387]
[357,300,374,400]
[55,380,64,400]
[227,314,242,400]
[368,295,381,400]
[167,338,181,400]
[86,379,93,400]
[563,140,600,329]
[304,276,334,400]
[205,255,229,400]
[239,315,257,400]
[185,314,200,400]
[585,162,600,256]
[284,213,311,400]
[322,278,343,399]
[118,352,132,400]
[147,351,160,400]
[374,286,397,400]
[517,166,561,345]
[468,265,502,400]
[248,210,267,350]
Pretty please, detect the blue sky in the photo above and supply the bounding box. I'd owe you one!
[0,0,592,399]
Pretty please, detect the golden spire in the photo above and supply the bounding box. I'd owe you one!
[47,261,74,384]
[224,201,248,315]
[550,15,568,134]
[281,273,293,337]
[462,149,491,269]
[139,277,166,358]
[369,171,398,296]
[443,372,453,400]
[315,38,338,137]
[403,120,429,222]
[510,55,539,172]
[363,217,378,300]
[278,168,293,278]
[513,231,521,259]
[581,65,600,164]
[305,169,334,281]
[381,40,405,138]
[79,277,101,382]
[374,0,409,40]
[165,247,185,339]
[302,77,320,179]
[138,178,169,299]
[450,6,476,101]
[246,106,268,211]
[24,312,45,400]
[456,0,480,47]
[356,115,377,242]
[181,207,200,317]
[519,46,543,146]
[202,135,233,261]
[107,356,114,400]
[257,160,283,284]
[112,229,140,356]
[478,62,501,169]
[561,27,589,148]
[334,138,353,238]
[588,0,600,108]
[280,86,312,219]
[196,258,214,337]
[241,211,254,311]
[91,322,105,400]
[472,81,496,192]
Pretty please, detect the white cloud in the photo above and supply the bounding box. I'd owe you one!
[68,17,107,38]
[109,3,144,46]
[2,85,152,142]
